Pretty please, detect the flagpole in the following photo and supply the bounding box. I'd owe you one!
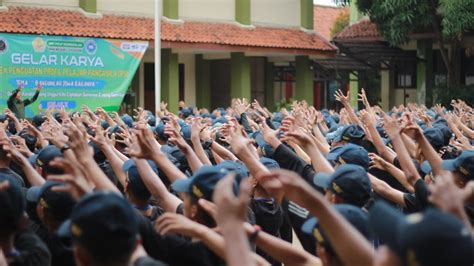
[154,0,161,112]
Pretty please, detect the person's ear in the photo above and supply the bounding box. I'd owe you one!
[190,204,198,220]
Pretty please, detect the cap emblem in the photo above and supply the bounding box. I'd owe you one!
[459,166,469,176]
[71,223,83,237]
[332,182,343,194]
[192,185,204,198]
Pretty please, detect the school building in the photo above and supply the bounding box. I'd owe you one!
[0,0,344,113]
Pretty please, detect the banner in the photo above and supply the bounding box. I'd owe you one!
[0,33,148,117]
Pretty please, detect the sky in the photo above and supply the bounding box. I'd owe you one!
[313,0,337,6]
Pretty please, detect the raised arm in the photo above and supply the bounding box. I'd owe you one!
[359,110,396,163]
[130,127,186,182]
[134,158,182,212]
[24,82,41,106]
[190,118,212,165]
[266,169,374,266]
[383,114,421,186]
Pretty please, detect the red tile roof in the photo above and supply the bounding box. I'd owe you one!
[333,19,382,40]
[313,5,349,40]
[0,6,336,53]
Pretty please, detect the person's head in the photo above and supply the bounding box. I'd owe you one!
[302,204,372,266]
[422,127,444,153]
[421,150,474,187]
[370,201,472,266]
[327,143,370,170]
[0,176,26,240]
[58,192,140,266]
[314,164,372,208]
[35,145,64,177]
[172,165,236,227]
[331,125,365,147]
[27,181,76,232]
[122,160,154,205]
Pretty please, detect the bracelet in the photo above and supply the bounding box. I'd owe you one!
[60,144,71,153]
[249,225,261,243]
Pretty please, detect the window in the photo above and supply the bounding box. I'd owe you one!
[395,62,416,88]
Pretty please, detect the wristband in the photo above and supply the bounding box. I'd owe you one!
[249,225,261,243]
[60,144,71,153]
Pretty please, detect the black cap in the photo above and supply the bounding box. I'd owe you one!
[36,145,64,174]
[422,150,474,181]
[123,160,158,201]
[172,165,234,201]
[32,114,46,127]
[327,143,370,170]
[27,180,76,222]
[57,192,139,261]
[370,201,472,266]
[334,125,365,145]
[314,164,371,207]
[423,127,444,152]
[0,175,25,236]
[302,204,372,255]
[121,114,134,128]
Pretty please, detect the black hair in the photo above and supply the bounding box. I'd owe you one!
[189,194,216,228]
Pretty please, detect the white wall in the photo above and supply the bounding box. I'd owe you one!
[179,53,196,106]
[179,0,234,22]
[251,0,300,27]
[97,0,156,17]
[4,0,78,8]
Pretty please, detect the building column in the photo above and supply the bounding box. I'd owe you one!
[163,0,178,19]
[300,0,313,29]
[265,60,275,111]
[79,0,96,13]
[196,54,211,109]
[161,49,179,114]
[349,72,358,108]
[295,56,313,105]
[231,52,251,100]
[417,39,433,106]
[235,0,251,25]
[380,69,390,110]
[349,0,363,24]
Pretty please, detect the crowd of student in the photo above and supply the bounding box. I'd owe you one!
[0,88,473,266]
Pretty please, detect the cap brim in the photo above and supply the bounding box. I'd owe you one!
[421,160,432,174]
[326,152,339,161]
[369,201,404,251]
[28,154,38,165]
[313,173,332,189]
[301,217,318,235]
[441,159,457,171]
[122,159,135,172]
[171,178,192,193]
[56,219,72,238]
[26,186,41,202]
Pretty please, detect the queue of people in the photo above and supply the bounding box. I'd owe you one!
[0,88,473,266]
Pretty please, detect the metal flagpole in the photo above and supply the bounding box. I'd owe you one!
[154,0,161,112]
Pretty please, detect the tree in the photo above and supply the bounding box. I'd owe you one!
[334,0,474,87]
[331,10,349,37]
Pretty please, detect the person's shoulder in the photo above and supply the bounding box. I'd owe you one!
[134,256,168,266]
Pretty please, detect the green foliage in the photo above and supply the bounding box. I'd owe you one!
[331,10,350,37]
[435,85,474,107]
[441,0,474,38]
[356,0,432,46]
[355,0,474,45]
[275,98,294,111]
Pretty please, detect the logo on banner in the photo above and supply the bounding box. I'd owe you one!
[85,39,97,55]
[32,37,46,53]
[0,38,8,54]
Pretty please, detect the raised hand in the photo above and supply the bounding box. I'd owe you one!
[358,88,370,108]
[48,158,92,200]
[368,153,387,170]
[335,89,350,106]
[383,112,401,140]
[281,127,314,148]
[213,175,252,224]
[155,213,204,237]
[129,126,161,159]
